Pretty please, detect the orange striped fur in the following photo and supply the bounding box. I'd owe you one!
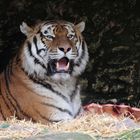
[0,20,89,124]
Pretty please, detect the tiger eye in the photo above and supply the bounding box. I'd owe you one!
[44,30,48,34]
[68,34,74,40]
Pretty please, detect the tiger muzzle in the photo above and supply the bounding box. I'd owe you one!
[48,57,73,75]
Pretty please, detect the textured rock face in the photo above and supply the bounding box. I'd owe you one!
[0,0,140,106]
[25,133,93,140]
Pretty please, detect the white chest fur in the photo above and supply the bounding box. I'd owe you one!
[29,78,82,121]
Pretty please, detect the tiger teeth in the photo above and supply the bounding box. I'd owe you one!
[65,62,70,71]
[56,62,59,70]
[56,62,69,71]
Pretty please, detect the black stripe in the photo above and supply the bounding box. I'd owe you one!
[21,67,69,103]
[5,90,19,115]
[40,32,44,38]
[33,36,39,54]
[0,83,13,114]
[0,85,7,120]
[4,68,22,116]
[40,33,47,46]
[4,69,19,115]
[3,69,20,115]
[27,74,69,103]
[75,41,86,66]
[5,66,11,85]
[4,69,22,117]
[9,60,14,77]
[15,54,21,65]
[27,41,47,70]
[0,105,6,120]
[70,81,79,102]
[4,69,11,94]
[34,36,47,58]
[3,69,34,120]
[74,106,82,118]
[33,36,46,55]
[6,62,12,84]
[41,102,73,116]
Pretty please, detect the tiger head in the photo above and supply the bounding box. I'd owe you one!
[20,20,88,81]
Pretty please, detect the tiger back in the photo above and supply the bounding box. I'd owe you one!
[0,20,89,124]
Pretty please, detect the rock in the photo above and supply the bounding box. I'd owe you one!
[25,132,93,140]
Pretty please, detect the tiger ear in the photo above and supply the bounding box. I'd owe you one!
[75,21,85,32]
[20,22,33,36]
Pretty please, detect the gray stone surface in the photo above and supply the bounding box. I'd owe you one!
[25,132,93,140]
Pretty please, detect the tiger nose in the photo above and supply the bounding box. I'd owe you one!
[58,46,71,53]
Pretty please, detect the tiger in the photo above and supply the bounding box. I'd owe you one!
[0,20,89,124]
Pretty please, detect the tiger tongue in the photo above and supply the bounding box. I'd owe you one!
[56,58,69,71]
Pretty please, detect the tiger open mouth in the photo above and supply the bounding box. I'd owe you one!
[48,57,72,74]
[56,57,70,72]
